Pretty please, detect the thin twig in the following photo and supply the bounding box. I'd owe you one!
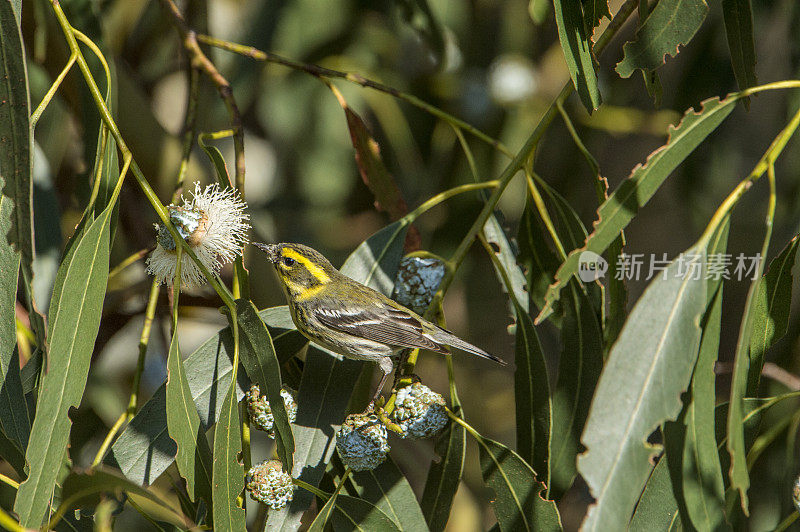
[158,0,244,192]
[716,361,800,391]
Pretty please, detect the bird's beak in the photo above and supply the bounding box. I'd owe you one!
[253,242,280,263]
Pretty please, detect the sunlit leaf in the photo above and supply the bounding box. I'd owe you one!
[726,234,797,513]
[578,243,708,530]
[553,0,602,112]
[616,0,709,78]
[165,332,213,507]
[664,221,729,531]
[212,378,246,530]
[233,298,295,472]
[538,94,742,322]
[483,215,529,316]
[15,205,113,527]
[107,307,302,485]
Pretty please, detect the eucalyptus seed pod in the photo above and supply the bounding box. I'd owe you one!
[336,413,390,471]
[793,475,800,512]
[392,255,447,314]
[245,460,294,510]
[389,382,448,439]
[246,385,297,437]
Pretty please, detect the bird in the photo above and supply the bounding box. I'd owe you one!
[253,242,505,404]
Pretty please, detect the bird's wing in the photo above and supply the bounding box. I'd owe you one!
[311,303,448,354]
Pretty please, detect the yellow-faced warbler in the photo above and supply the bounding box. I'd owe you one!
[254,242,505,403]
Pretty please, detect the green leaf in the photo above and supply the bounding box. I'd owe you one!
[578,243,708,531]
[106,307,302,485]
[517,195,560,317]
[553,0,602,112]
[548,283,603,499]
[477,435,561,532]
[266,346,362,530]
[483,215,529,316]
[722,0,757,94]
[330,494,403,532]
[233,298,294,472]
[0,190,29,456]
[726,235,797,513]
[55,467,192,529]
[308,486,340,532]
[15,205,113,527]
[583,0,611,30]
[421,403,465,532]
[212,378,246,531]
[747,234,799,393]
[665,222,729,531]
[0,0,33,288]
[628,455,681,531]
[0,0,45,347]
[165,332,213,507]
[350,457,429,531]
[513,301,550,475]
[616,0,709,78]
[538,95,741,322]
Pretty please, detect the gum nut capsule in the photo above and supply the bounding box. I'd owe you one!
[336,413,390,472]
[246,385,297,437]
[245,460,294,510]
[392,255,446,314]
[389,382,448,439]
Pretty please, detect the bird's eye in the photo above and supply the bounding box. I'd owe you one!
[282,256,296,267]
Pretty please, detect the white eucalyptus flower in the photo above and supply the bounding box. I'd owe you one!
[146,182,250,288]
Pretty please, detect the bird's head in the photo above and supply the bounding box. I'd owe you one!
[253,242,336,298]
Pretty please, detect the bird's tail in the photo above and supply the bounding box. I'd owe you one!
[427,328,507,366]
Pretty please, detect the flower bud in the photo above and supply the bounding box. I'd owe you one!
[336,413,390,471]
[389,382,448,439]
[246,385,297,437]
[393,255,446,314]
[245,460,294,510]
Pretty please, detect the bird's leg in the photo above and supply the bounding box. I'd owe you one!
[369,356,395,407]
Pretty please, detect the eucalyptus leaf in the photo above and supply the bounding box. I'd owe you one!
[578,243,708,531]
[350,457,429,531]
[233,298,294,472]
[421,403,465,532]
[722,0,757,95]
[513,301,550,476]
[15,205,113,527]
[477,435,561,532]
[165,332,213,508]
[553,0,602,112]
[539,94,742,322]
[330,494,402,532]
[616,0,709,77]
[548,283,603,499]
[212,379,245,531]
[107,308,302,485]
